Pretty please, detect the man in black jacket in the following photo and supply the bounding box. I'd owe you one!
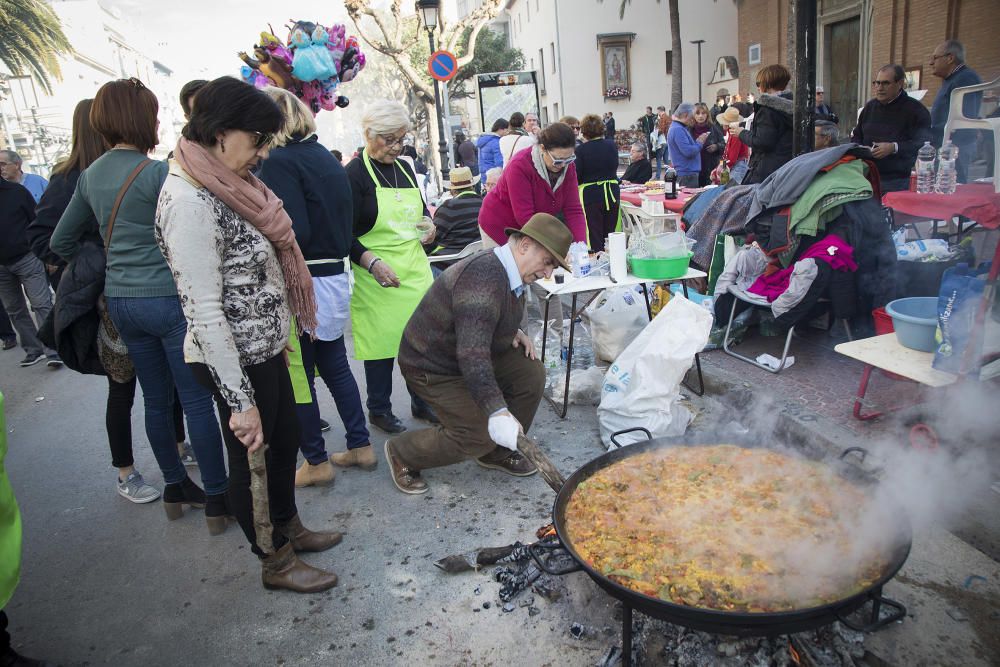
[638,106,657,156]
[603,112,616,140]
[0,179,60,367]
[427,167,483,270]
[851,64,932,193]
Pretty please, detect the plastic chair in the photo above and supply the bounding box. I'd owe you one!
[427,239,483,264]
[942,75,1000,192]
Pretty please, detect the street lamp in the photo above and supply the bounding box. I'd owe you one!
[690,39,705,104]
[416,0,449,182]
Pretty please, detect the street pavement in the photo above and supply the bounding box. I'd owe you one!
[2,312,998,665]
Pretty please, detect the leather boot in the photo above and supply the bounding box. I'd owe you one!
[275,514,342,552]
[329,444,378,470]
[294,460,335,488]
[261,542,338,593]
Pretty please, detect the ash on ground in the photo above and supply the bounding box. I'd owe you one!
[629,617,866,667]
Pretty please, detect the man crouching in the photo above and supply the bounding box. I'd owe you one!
[384,213,572,494]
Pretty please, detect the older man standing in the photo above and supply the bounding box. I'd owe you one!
[0,151,47,203]
[0,177,60,368]
[930,40,982,184]
[384,213,571,494]
[851,64,932,193]
[668,103,702,188]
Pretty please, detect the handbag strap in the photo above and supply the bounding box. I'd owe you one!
[105,158,153,255]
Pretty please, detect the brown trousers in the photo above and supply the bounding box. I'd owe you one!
[393,346,546,470]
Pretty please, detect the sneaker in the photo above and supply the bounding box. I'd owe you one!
[319,418,331,432]
[178,441,198,467]
[1,338,15,351]
[117,471,161,504]
[19,352,44,367]
[46,353,64,369]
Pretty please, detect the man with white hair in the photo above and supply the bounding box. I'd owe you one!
[814,86,837,123]
[930,39,982,183]
[483,167,502,194]
[0,150,47,203]
[667,103,702,187]
[620,142,652,184]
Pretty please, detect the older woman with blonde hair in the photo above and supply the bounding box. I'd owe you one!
[257,87,372,485]
[345,101,437,436]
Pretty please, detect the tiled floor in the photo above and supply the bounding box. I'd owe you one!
[699,323,928,439]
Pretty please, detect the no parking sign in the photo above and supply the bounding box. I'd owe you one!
[428,50,458,81]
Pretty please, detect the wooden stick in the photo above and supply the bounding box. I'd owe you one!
[517,433,566,493]
[248,446,274,555]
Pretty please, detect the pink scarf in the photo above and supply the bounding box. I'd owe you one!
[174,137,316,333]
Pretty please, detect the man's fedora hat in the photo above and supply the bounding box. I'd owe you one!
[449,166,480,189]
[505,213,572,271]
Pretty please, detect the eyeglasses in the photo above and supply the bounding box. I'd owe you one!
[250,131,273,148]
[871,79,897,87]
[378,133,406,148]
[572,126,581,131]
[545,150,576,167]
[930,54,949,62]
[120,77,146,89]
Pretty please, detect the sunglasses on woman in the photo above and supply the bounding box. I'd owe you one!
[546,150,576,167]
[249,131,274,148]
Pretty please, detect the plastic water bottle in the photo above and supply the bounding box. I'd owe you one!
[915,141,936,194]
[935,141,959,194]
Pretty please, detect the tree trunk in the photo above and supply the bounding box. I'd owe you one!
[669,0,683,110]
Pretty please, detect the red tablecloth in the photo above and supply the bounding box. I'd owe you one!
[882,183,1000,230]
[619,189,695,213]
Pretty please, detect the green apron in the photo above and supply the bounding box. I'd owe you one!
[350,150,433,360]
[285,317,312,404]
[0,393,22,609]
[578,179,623,245]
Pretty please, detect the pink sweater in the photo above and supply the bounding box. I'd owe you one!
[478,147,587,244]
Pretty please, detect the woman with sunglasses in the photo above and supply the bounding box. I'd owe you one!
[344,101,437,437]
[156,76,340,593]
[478,122,586,249]
[51,79,228,529]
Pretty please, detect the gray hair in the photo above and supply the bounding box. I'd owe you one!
[814,120,839,145]
[0,149,21,164]
[630,142,647,157]
[361,101,412,142]
[485,167,502,182]
[673,102,695,119]
[941,40,965,64]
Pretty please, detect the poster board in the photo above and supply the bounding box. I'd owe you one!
[477,71,539,132]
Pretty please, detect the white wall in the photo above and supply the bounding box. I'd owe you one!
[503,0,738,130]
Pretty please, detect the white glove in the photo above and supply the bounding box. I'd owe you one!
[488,410,521,451]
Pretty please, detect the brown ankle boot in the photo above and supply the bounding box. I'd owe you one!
[329,444,378,470]
[261,543,338,593]
[294,460,335,487]
[276,514,343,552]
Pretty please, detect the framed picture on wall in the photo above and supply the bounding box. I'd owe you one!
[904,66,922,91]
[600,40,631,99]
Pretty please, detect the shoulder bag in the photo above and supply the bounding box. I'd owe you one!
[96,159,152,383]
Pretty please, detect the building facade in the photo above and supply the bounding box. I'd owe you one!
[0,0,182,174]
[487,0,739,133]
[737,0,1000,137]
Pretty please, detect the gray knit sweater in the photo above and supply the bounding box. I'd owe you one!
[398,252,522,415]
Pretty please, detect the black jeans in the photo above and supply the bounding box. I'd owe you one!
[191,355,297,557]
[0,300,13,341]
[363,357,430,416]
[106,378,185,469]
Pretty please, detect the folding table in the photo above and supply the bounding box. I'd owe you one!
[535,267,708,418]
[834,334,957,420]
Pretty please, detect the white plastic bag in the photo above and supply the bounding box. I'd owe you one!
[583,286,649,363]
[598,296,713,449]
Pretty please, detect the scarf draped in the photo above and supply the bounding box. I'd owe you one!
[174,137,317,333]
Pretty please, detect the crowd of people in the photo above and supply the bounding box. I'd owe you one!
[0,35,992,664]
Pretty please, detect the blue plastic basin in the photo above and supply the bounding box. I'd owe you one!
[885,297,938,352]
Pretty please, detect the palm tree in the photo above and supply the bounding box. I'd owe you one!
[0,0,72,95]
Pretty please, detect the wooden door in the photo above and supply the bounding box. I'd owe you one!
[828,17,860,138]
